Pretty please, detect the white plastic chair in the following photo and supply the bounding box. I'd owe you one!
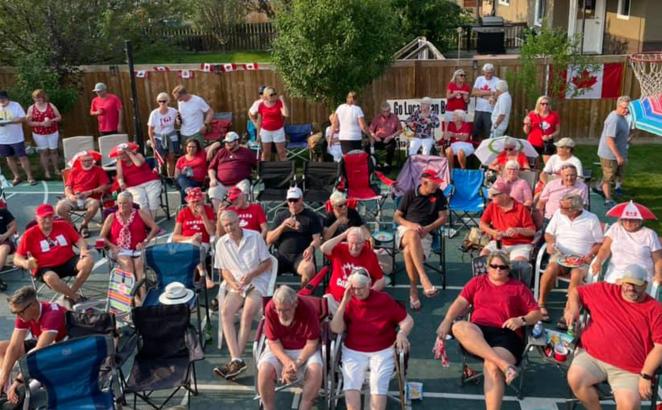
[62,136,94,165]
[97,134,129,169]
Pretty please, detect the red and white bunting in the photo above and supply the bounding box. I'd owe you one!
[243,63,259,71]
[178,69,195,79]
[153,66,170,72]
[222,63,236,72]
[200,63,215,72]
[135,70,148,78]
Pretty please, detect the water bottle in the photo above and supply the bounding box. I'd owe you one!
[532,321,544,338]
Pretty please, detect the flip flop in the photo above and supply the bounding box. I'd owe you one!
[540,306,551,323]
[504,365,519,385]
[409,297,421,311]
[28,179,37,186]
[11,178,22,185]
[423,286,439,298]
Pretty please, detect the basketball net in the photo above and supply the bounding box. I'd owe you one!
[629,53,662,97]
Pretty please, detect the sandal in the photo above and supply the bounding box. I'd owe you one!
[423,286,439,298]
[28,179,37,186]
[409,297,421,311]
[504,365,519,385]
[11,178,22,186]
[540,305,551,323]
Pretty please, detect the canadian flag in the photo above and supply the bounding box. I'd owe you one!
[565,63,623,99]
[221,63,236,72]
[178,69,195,79]
[200,63,215,72]
[135,70,148,78]
[243,63,259,71]
[153,66,170,72]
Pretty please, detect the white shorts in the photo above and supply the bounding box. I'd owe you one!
[208,179,251,201]
[408,138,434,156]
[126,179,162,213]
[484,241,532,260]
[328,144,342,162]
[396,225,432,259]
[258,345,323,381]
[450,141,474,156]
[33,132,59,150]
[341,345,395,395]
[260,127,286,144]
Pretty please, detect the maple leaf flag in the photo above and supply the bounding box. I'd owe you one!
[565,63,623,99]
[222,63,236,72]
[153,66,170,72]
[178,69,195,79]
[243,63,259,70]
[200,63,214,72]
[135,70,148,78]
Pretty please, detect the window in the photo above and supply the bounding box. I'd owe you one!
[534,0,546,26]
[498,0,510,6]
[617,0,631,19]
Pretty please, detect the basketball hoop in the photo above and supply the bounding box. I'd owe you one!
[629,53,662,97]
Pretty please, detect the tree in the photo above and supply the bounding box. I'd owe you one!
[272,0,400,106]
[392,0,472,51]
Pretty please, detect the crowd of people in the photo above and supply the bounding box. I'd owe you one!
[0,62,658,410]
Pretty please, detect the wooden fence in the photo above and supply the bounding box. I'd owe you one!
[145,23,276,52]
[0,55,641,144]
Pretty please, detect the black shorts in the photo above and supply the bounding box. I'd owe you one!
[276,252,305,275]
[35,256,79,281]
[23,338,37,353]
[476,324,525,365]
[542,139,556,156]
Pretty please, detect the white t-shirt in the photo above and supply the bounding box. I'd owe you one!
[178,95,210,136]
[214,229,272,296]
[604,223,662,283]
[543,155,584,177]
[545,209,603,256]
[248,98,262,116]
[491,92,511,132]
[0,101,26,144]
[335,104,364,141]
[147,107,178,136]
[473,75,500,113]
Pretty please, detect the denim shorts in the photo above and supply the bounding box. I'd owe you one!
[0,141,27,158]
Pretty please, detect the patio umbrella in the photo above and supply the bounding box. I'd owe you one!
[474,136,539,166]
[629,94,662,136]
[606,200,657,220]
[108,142,139,158]
[68,150,102,169]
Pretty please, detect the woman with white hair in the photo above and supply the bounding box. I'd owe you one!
[147,91,179,177]
[444,109,474,169]
[491,80,512,138]
[489,137,530,172]
[405,96,440,156]
[445,69,471,121]
[330,267,414,410]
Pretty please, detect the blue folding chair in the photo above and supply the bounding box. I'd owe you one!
[284,123,313,161]
[448,169,487,231]
[142,243,209,346]
[246,119,260,151]
[19,335,115,410]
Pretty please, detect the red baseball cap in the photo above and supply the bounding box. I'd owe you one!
[185,187,204,202]
[35,203,55,218]
[227,186,244,201]
[420,168,444,184]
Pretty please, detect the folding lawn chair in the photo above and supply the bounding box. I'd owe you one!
[447,168,487,231]
[284,123,313,161]
[203,112,232,144]
[142,243,209,346]
[145,156,172,219]
[98,134,129,170]
[62,136,94,165]
[375,154,450,199]
[338,150,385,221]
[246,119,260,152]
[302,161,339,214]
[252,161,296,220]
[19,335,116,410]
[125,304,203,410]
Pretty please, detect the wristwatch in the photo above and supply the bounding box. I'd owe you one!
[519,316,527,326]
[640,372,654,381]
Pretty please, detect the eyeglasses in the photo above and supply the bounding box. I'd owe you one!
[158,100,167,103]
[504,147,514,151]
[270,93,277,97]
[489,264,509,270]
[287,198,300,203]
[334,203,347,209]
[11,300,34,316]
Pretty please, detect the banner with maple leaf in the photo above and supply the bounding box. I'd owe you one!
[564,63,623,99]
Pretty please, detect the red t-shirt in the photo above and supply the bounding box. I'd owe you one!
[495,151,529,169]
[208,147,257,186]
[344,290,407,352]
[264,297,321,350]
[480,201,535,246]
[526,111,560,148]
[578,282,662,374]
[65,166,110,199]
[326,243,384,302]
[176,205,215,244]
[17,221,80,271]
[446,82,471,112]
[447,121,473,144]
[175,152,207,183]
[460,275,538,337]
[109,210,148,250]
[90,93,123,133]
[258,100,285,131]
[227,203,267,233]
[120,159,159,187]
[15,302,67,342]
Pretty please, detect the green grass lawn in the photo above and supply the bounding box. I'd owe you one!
[134,50,272,64]
[575,143,662,233]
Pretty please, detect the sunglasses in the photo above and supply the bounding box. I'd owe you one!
[504,147,514,151]
[287,198,300,203]
[540,102,549,105]
[489,264,509,270]
[158,100,167,103]
[11,300,34,316]
[458,74,465,77]
[270,93,277,97]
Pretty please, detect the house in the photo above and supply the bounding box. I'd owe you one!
[483,0,662,54]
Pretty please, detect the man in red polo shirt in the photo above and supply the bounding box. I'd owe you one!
[14,204,93,304]
[207,132,257,211]
[479,180,536,261]
[0,287,67,404]
[55,151,110,237]
[257,285,322,410]
[320,227,385,313]
[217,186,267,239]
[89,82,123,135]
